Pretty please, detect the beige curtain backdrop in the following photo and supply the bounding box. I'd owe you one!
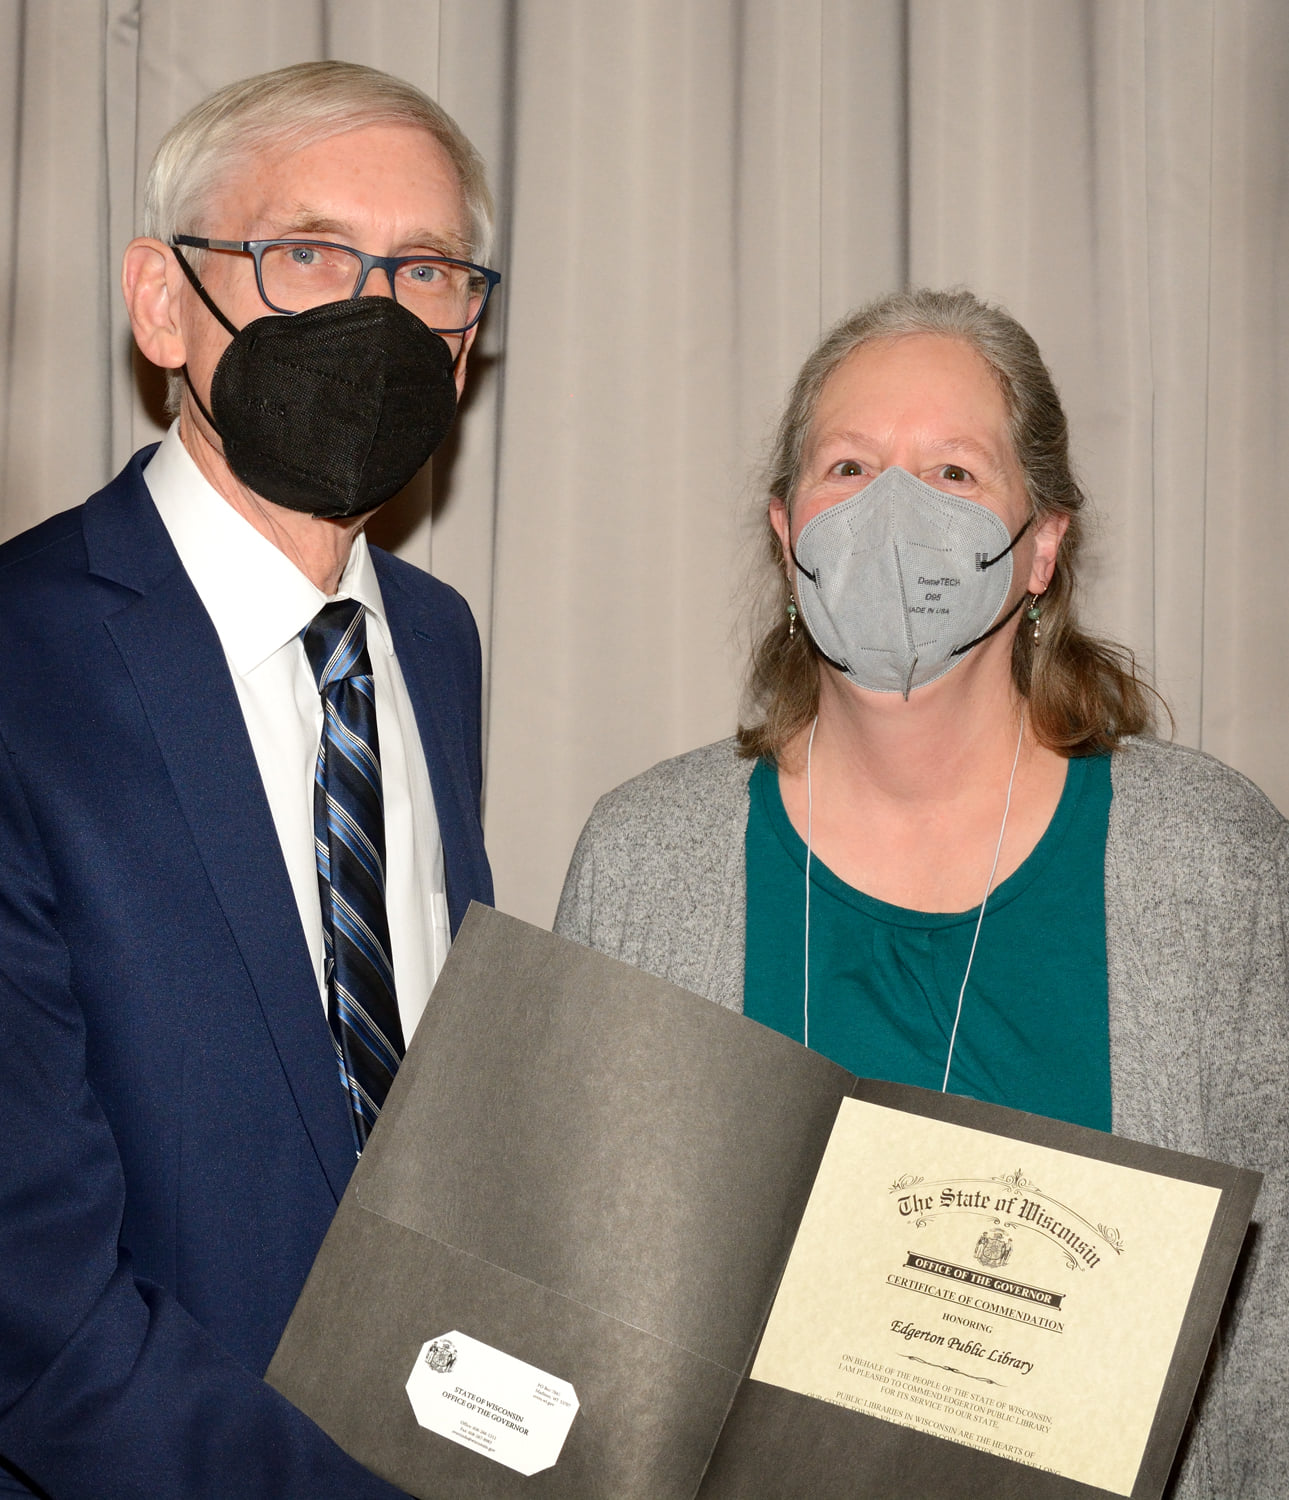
[2,0,1286,927]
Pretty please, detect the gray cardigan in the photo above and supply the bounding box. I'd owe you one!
[556,736,1289,1499]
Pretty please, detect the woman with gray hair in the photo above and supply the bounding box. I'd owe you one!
[556,288,1287,1497]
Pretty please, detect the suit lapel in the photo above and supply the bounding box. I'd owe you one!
[375,555,492,933]
[85,459,356,1201]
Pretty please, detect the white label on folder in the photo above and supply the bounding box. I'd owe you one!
[405,1331,578,1475]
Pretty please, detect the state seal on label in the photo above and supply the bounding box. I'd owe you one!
[974,1227,1013,1269]
[423,1337,458,1374]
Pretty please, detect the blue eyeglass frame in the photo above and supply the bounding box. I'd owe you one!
[171,235,501,333]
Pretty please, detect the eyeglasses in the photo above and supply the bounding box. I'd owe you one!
[171,236,501,333]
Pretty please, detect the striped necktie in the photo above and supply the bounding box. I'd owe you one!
[302,599,404,1152]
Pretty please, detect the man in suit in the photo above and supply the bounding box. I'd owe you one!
[0,62,495,1498]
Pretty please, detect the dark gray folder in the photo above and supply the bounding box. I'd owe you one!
[267,905,1260,1499]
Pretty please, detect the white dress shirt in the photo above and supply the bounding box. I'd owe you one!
[145,425,449,1043]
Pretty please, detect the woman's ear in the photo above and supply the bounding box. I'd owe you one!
[1028,510,1070,594]
[769,495,792,568]
[121,239,188,370]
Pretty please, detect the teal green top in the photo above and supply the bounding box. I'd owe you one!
[744,753,1114,1130]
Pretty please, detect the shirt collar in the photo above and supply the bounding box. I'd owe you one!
[143,424,392,674]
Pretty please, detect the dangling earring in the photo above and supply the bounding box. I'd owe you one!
[786,594,798,638]
[1025,593,1044,644]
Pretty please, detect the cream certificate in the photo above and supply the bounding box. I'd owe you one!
[751,1099,1221,1497]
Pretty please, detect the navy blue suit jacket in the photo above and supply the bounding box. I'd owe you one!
[0,451,492,1498]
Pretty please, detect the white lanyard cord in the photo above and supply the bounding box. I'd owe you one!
[803,716,819,1049]
[801,708,1027,1093]
[941,708,1026,1091]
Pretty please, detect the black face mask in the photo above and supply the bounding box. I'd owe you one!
[175,254,459,519]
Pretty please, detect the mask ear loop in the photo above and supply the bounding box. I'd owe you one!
[787,542,853,676]
[170,245,240,336]
[787,537,814,585]
[979,513,1033,567]
[170,245,241,438]
[949,514,1035,659]
[941,707,1026,1091]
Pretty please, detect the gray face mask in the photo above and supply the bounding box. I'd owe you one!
[791,465,1031,698]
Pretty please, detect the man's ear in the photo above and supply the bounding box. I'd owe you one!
[451,322,479,398]
[121,239,187,370]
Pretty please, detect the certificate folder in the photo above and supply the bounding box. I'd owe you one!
[267,905,1259,1500]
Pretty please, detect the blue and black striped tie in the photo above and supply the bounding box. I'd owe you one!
[302,599,404,1153]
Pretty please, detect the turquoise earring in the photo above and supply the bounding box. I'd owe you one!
[1025,593,1043,644]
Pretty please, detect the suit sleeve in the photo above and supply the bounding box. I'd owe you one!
[0,738,411,1500]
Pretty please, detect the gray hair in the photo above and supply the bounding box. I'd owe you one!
[143,60,494,262]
